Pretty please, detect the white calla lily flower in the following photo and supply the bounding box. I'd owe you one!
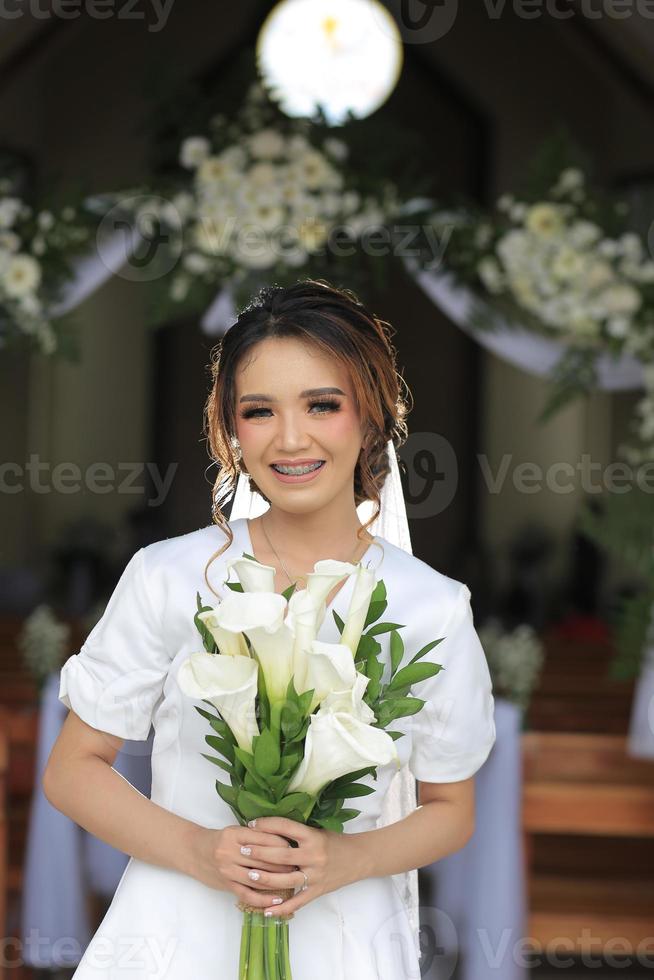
[214,590,287,633]
[287,710,398,797]
[197,609,250,657]
[246,621,296,704]
[299,640,357,713]
[177,651,259,752]
[318,671,377,724]
[340,564,376,656]
[212,590,293,704]
[286,588,324,681]
[305,559,356,608]
[225,554,276,593]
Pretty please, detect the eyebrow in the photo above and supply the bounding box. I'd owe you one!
[239,387,347,403]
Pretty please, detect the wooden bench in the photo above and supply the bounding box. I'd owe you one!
[523,732,654,955]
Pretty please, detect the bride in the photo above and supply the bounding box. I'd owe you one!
[45,278,496,979]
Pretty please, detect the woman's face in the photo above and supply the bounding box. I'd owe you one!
[234,336,366,514]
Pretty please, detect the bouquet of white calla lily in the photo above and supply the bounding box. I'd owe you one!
[225,554,277,593]
[340,564,377,655]
[179,544,448,980]
[287,710,399,797]
[298,640,357,713]
[317,670,377,724]
[197,609,250,657]
[177,651,259,752]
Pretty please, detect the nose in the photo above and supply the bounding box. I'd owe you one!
[275,410,312,452]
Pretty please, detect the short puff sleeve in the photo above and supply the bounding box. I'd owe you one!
[58,547,171,740]
[407,581,496,783]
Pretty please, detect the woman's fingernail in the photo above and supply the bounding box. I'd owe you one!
[248,870,260,881]
[248,819,257,828]
[264,910,273,917]
[240,846,252,856]
[271,897,283,905]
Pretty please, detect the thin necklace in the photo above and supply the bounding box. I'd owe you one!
[261,513,371,588]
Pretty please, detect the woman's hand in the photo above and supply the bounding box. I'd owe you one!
[187,823,299,909]
[242,816,367,917]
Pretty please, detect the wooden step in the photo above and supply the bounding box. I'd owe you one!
[528,873,654,954]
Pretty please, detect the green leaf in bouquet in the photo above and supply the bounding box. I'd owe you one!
[201,752,231,773]
[387,730,406,741]
[237,789,278,819]
[328,766,377,787]
[312,816,344,832]
[407,637,444,666]
[313,796,342,817]
[365,652,384,700]
[332,609,345,633]
[339,808,362,822]
[356,633,382,662]
[363,598,388,629]
[194,592,218,647]
[389,630,404,675]
[225,581,244,592]
[377,696,425,723]
[194,705,222,725]
[206,713,232,738]
[281,581,297,601]
[216,780,239,808]
[275,792,313,815]
[205,733,235,762]
[321,781,375,800]
[387,661,443,690]
[280,743,303,773]
[253,726,281,776]
[367,621,405,638]
[297,687,315,716]
[256,659,271,730]
[234,746,273,793]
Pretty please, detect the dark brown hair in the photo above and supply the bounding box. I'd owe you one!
[202,277,411,596]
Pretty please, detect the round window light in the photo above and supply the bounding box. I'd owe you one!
[256,0,403,126]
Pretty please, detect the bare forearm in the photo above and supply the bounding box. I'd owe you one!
[350,800,473,881]
[44,757,198,876]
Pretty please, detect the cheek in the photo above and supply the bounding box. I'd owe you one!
[323,410,362,447]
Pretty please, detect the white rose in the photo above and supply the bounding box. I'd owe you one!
[180,136,211,170]
[525,204,565,239]
[248,128,286,160]
[2,253,41,298]
[0,197,22,229]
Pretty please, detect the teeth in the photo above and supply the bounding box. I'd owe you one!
[273,461,323,475]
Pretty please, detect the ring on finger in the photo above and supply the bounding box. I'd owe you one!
[299,869,308,892]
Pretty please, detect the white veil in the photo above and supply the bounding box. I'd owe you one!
[230,438,421,955]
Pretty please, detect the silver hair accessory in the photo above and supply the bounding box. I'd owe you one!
[230,439,420,955]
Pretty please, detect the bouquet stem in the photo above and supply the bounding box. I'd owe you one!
[238,889,295,980]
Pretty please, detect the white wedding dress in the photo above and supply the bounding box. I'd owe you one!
[58,516,496,980]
